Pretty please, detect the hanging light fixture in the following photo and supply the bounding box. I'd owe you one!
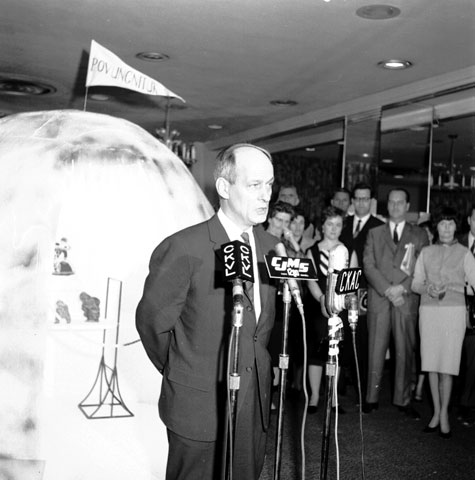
[154,98,196,167]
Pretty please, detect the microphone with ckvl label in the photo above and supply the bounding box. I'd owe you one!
[222,240,254,308]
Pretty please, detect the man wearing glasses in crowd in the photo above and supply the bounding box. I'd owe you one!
[340,183,384,402]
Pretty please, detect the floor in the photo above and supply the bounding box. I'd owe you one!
[260,366,475,480]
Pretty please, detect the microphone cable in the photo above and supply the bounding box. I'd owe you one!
[333,352,340,480]
[297,306,308,480]
[351,327,366,480]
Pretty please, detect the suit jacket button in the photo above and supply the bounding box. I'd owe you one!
[254,335,258,342]
[246,366,253,372]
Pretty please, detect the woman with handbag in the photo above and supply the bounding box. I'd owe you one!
[411,206,475,438]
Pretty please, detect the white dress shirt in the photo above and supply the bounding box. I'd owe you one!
[217,209,261,320]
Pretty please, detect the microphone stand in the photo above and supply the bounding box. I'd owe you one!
[273,281,292,480]
[227,284,244,480]
[320,311,344,480]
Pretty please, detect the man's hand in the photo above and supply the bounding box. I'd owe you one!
[384,285,406,304]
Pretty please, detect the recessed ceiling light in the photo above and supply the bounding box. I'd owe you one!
[208,124,223,130]
[356,4,401,20]
[362,153,370,158]
[89,93,109,101]
[136,52,170,62]
[381,158,393,163]
[378,59,413,70]
[0,77,56,96]
[394,174,404,179]
[305,147,316,152]
[269,99,298,107]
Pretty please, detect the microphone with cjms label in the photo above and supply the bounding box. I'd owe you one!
[274,242,304,312]
[222,240,254,307]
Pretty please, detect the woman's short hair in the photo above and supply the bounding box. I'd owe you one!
[268,200,295,220]
[321,205,344,225]
[431,206,460,231]
[291,206,308,227]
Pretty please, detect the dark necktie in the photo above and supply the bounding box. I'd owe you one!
[353,219,362,238]
[393,224,399,244]
[241,232,254,304]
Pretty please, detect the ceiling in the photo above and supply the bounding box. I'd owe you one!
[1,0,475,150]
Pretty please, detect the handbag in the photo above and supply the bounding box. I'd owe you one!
[464,284,475,330]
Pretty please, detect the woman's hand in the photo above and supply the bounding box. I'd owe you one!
[427,282,447,299]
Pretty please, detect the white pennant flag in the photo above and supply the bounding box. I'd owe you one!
[85,40,185,102]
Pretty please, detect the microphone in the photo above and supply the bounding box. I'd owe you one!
[325,244,349,317]
[222,240,254,307]
[283,228,301,252]
[274,242,304,311]
[346,293,359,331]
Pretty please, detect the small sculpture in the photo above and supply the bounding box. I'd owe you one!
[79,292,100,322]
[55,300,71,324]
[53,237,74,275]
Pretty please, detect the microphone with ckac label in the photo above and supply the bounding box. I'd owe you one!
[325,243,362,329]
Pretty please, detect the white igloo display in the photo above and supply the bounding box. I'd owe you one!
[0,110,214,480]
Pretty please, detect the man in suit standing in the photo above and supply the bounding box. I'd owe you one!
[458,204,475,425]
[339,183,384,401]
[136,144,279,480]
[363,188,428,417]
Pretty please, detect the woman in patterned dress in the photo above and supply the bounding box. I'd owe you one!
[304,206,348,412]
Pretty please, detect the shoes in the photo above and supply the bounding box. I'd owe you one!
[307,405,318,414]
[423,424,438,433]
[439,429,452,439]
[398,405,421,419]
[362,402,379,414]
[332,406,346,414]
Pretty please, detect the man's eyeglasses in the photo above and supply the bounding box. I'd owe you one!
[353,197,371,202]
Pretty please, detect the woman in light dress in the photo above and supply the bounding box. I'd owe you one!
[412,207,475,438]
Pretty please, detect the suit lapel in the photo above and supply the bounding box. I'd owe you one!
[398,223,412,252]
[208,214,230,255]
[253,226,274,328]
[383,223,397,253]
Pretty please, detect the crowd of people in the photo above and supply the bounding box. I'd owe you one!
[136,143,475,480]
[265,183,475,442]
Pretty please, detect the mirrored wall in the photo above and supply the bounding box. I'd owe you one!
[271,94,475,230]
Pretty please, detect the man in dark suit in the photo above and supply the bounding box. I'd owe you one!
[339,183,384,401]
[458,204,475,425]
[136,144,279,480]
[363,188,428,417]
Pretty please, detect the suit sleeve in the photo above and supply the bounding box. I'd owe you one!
[464,250,475,292]
[403,228,429,292]
[363,228,391,296]
[136,236,191,373]
[411,248,427,295]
